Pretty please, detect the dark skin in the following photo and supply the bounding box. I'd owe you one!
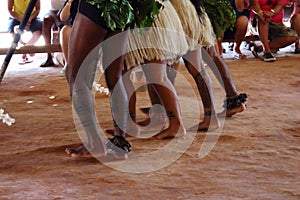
[141,61,186,139]
[119,60,187,139]
[41,10,58,66]
[65,13,129,158]
[137,49,220,133]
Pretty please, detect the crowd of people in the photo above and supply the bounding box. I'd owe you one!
[6,0,300,159]
[7,0,299,64]
[7,0,78,66]
[219,0,300,62]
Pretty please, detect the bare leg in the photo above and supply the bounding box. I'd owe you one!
[122,68,140,137]
[137,83,167,127]
[142,61,186,139]
[269,36,298,50]
[233,16,248,58]
[205,46,246,117]
[291,13,300,50]
[102,30,129,140]
[206,46,237,97]
[183,49,220,131]
[65,13,108,158]
[258,18,271,53]
[60,25,72,71]
[41,11,56,67]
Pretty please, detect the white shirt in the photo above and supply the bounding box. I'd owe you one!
[50,0,66,11]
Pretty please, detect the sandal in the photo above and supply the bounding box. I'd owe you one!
[19,55,33,65]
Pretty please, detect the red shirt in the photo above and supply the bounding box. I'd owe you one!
[257,0,288,24]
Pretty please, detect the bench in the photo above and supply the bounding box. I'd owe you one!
[0,43,62,55]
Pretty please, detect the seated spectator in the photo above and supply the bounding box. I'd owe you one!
[252,0,298,62]
[289,0,300,53]
[40,0,65,67]
[7,0,42,64]
[58,0,79,73]
[220,0,251,59]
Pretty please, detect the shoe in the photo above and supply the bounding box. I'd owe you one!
[295,48,300,54]
[18,56,33,65]
[40,59,55,67]
[263,52,276,62]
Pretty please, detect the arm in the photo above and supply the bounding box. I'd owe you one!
[29,0,40,21]
[59,0,73,22]
[293,1,299,14]
[249,0,266,21]
[7,0,22,21]
[265,2,286,17]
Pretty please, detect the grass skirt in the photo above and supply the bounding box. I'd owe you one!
[170,0,215,50]
[125,1,188,67]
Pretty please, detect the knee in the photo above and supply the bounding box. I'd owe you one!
[291,14,300,30]
[43,15,55,26]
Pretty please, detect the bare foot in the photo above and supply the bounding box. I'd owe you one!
[152,125,186,139]
[220,103,246,117]
[188,115,220,132]
[65,145,107,158]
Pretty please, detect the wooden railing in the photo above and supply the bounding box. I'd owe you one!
[0,43,62,55]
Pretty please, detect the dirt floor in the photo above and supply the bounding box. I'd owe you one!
[0,48,299,199]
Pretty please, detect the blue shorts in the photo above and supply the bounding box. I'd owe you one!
[7,17,42,33]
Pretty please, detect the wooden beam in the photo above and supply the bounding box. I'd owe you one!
[0,44,62,55]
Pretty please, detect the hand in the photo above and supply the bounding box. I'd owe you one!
[257,11,267,23]
[264,10,274,22]
[25,23,31,31]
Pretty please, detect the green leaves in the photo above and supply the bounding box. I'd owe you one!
[202,0,236,39]
[129,0,163,29]
[86,0,163,31]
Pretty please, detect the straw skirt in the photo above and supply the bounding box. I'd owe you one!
[125,0,189,67]
[170,0,215,50]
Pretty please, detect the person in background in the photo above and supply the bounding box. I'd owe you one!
[40,0,65,67]
[221,0,251,59]
[7,0,42,64]
[252,0,298,62]
[58,0,79,73]
[289,0,300,53]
